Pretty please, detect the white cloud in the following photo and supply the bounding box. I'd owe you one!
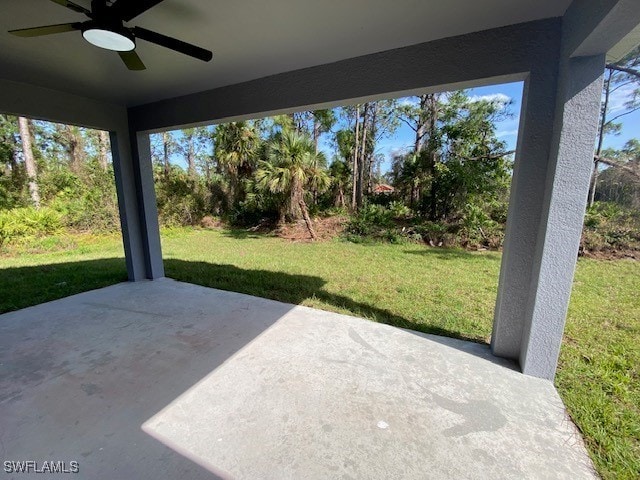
[497,129,519,138]
[469,93,511,105]
[607,83,636,114]
[398,97,419,107]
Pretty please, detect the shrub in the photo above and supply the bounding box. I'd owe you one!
[581,202,640,254]
[0,207,63,247]
[413,221,451,246]
[388,201,412,219]
[154,169,211,227]
[345,204,394,237]
[459,203,504,248]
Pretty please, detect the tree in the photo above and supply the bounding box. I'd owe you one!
[390,91,512,221]
[351,104,361,209]
[366,100,399,192]
[596,140,640,208]
[56,124,86,175]
[177,127,210,178]
[214,122,259,210]
[161,131,175,177]
[18,116,40,208]
[255,129,329,237]
[0,115,24,209]
[328,158,351,208]
[98,131,110,170]
[589,46,640,206]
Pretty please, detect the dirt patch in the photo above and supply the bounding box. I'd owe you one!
[579,248,639,260]
[200,216,225,229]
[276,216,348,242]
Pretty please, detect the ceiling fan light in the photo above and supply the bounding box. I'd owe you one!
[82,28,135,51]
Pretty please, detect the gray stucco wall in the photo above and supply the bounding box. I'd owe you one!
[128,19,561,132]
[491,52,561,360]
[519,54,604,378]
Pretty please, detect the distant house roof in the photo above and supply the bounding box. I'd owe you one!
[373,184,395,194]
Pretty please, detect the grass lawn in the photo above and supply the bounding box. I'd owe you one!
[1,227,638,479]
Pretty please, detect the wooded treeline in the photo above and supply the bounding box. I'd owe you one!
[1,50,639,253]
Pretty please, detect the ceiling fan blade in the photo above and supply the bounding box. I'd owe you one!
[132,27,213,62]
[48,0,91,16]
[118,51,146,71]
[9,22,81,37]
[110,0,165,22]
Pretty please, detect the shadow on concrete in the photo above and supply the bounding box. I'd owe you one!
[0,278,294,478]
[0,259,519,478]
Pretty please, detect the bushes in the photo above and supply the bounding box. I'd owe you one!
[35,163,120,232]
[154,168,212,226]
[581,202,640,255]
[345,201,506,248]
[0,207,62,247]
[458,203,504,248]
[346,204,394,237]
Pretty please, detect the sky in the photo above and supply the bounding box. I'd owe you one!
[161,78,639,173]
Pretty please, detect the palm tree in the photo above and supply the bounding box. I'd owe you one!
[255,130,329,237]
[214,122,258,210]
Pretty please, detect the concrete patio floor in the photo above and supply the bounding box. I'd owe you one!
[0,279,596,479]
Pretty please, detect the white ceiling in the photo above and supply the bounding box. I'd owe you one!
[0,0,572,106]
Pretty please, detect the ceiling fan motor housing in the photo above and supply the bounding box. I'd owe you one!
[81,19,135,51]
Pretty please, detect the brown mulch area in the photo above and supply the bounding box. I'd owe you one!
[275,216,348,242]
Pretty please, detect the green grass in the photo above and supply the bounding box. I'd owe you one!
[558,260,640,479]
[0,227,638,478]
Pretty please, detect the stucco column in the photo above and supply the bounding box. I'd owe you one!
[492,53,605,379]
[111,127,164,280]
[518,54,605,378]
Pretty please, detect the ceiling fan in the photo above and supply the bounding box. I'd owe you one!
[8,0,213,71]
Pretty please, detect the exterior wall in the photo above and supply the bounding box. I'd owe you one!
[128,19,561,132]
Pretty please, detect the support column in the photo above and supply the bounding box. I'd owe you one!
[519,54,605,378]
[492,52,605,379]
[491,67,560,362]
[111,126,164,281]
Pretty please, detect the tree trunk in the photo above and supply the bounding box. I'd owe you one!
[162,132,171,177]
[98,130,110,170]
[590,69,612,207]
[63,125,85,174]
[299,199,317,240]
[186,135,196,177]
[313,117,320,155]
[357,103,369,209]
[367,104,378,193]
[288,175,304,220]
[415,95,429,153]
[351,105,360,210]
[187,151,196,177]
[335,186,345,208]
[227,172,238,211]
[18,116,40,208]
[427,94,439,220]
[312,117,320,204]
